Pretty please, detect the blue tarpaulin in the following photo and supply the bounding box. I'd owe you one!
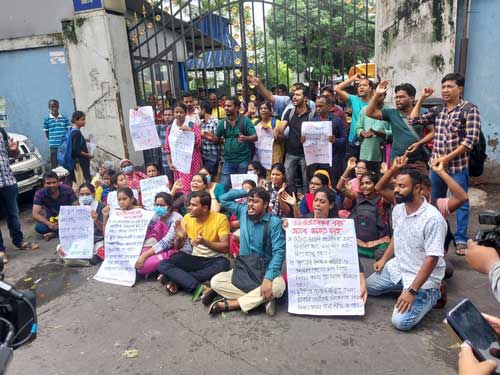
[185,14,250,70]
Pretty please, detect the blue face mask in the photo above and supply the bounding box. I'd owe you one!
[153,206,168,217]
[79,195,93,206]
[122,165,133,174]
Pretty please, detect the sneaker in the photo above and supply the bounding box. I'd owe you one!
[433,282,448,309]
[265,300,277,316]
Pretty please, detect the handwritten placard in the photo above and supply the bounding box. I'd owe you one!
[301,121,332,166]
[59,205,94,259]
[254,126,274,170]
[140,175,170,210]
[129,106,161,151]
[94,209,154,287]
[230,174,258,189]
[286,218,364,316]
[168,125,195,174]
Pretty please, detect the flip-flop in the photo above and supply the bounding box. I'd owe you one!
[16,241,39,250]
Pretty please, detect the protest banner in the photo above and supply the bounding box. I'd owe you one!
[286,218,364,316]
[254,126,274,170]
[94,209,155,287]
[230,173,258,189]
[140,175,170,210]
[129,106,161,151]
[59,205,94,259]
[168,125,195,174]
[301,121,332,166]
[106,189,139,211]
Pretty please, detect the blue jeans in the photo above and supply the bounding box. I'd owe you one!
[0,184,24,251]
[430,168,469,243]
[367,266,441,331]
[220,160,250,190]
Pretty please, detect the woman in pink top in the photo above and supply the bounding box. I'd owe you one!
[119,159,147,191]
[165,103,202,194]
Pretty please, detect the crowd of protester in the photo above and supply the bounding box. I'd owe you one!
[1,71,499,373]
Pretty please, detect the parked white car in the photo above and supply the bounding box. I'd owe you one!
[8,133,45,194]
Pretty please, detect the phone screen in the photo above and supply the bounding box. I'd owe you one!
[447,299,500,365]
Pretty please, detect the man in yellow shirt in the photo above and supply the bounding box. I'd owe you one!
[157,191,230,297]
[208,92,226,119]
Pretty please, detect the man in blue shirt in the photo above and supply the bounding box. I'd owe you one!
[207,187,286,316]
[43,99,70,168]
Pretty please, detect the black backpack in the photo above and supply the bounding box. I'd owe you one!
[223,115,255,158]
[349,196,389,243]
[434,102,487,177]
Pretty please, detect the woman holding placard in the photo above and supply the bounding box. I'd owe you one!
[56,183,105,266]
[135,192,186,276]
[283,187,367,303]
[267,163,297,218]
[165,103,202,194]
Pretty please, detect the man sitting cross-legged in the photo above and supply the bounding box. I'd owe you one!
[157,191,230,298]
[203,187,286,316]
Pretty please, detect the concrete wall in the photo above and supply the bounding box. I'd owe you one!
[462,0,500,171]
[0,46,74,159]
[0,0,72,39]
[375,0,457,103]
[64,10,142,166]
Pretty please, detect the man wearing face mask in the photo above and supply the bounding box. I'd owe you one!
[366,168,446,331]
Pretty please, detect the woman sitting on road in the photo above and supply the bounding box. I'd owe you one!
[299,172,331,216]
[336,157,369,212]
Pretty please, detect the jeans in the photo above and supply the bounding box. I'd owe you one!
[35,222,57,235]
[430,168,469,243]
[220,160,250,190]
[202,154,220,178]
[50,147,58,169]
[366,266,441,331]
[284,154,308,194]
[0,184,23,251]
[157,252,230,293]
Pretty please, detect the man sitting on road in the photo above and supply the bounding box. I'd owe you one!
[32,171,78,240]
[157,191,230,298]
[204,187,286,316]
[367,168,446,331]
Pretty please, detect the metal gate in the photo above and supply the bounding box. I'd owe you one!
[127,0,375,106]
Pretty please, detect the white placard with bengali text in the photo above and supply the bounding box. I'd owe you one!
[254,126,274,170]
[301,121,332,166]
[129,106,161,151]
[230,174,258,189]
[286,218,364,316]
[168,125,195,174]
[59,205,94,259]
[140,175,170,210]
[94,208,154,287]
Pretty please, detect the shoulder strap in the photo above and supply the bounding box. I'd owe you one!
[237,115,246,135]
[271,117,277,128]
[262,220,269,251]
[0,127,8,145]
[459,102,475,125]
[402,114,423,142]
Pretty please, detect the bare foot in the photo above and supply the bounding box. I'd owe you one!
[43,232,57,241]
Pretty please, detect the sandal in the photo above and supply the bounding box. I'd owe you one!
[165,281,178,295]
[0,252,8,264]
[208,298,230,315]
[16,241,39,250]
[201,289,219,306]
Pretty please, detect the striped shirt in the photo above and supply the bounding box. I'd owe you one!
[43,113,71,148]
[410,100,481,174]
[0,130,17,188]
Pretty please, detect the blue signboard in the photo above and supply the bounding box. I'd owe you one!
[73,0,103,12]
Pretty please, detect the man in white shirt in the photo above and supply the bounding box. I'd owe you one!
[367,168,446,331]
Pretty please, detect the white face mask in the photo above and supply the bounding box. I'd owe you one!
[79,195,93,205]
[248,170,257,175]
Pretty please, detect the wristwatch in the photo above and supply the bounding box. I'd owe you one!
[407,287,418,296]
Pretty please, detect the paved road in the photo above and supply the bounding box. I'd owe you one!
[2,185,499,375]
